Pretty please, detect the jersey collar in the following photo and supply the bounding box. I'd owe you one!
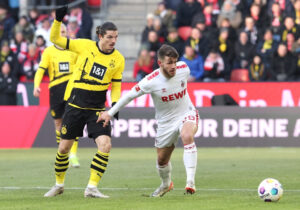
[96,42,115,55]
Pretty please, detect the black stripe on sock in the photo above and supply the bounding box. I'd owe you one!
[93,158,107,167]
[95,153,108,162]
[91,164,105,173]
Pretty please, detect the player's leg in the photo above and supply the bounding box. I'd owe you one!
[44,105,84,197]
[54,118,62,144]
[69,137,80,168]
[44,139,74,197]
[151,145,175,197]
[180,120,198,194]
[84,112,111,198]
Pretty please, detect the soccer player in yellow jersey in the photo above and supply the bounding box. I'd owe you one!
[33,24,80,168]
[44,6,125,198]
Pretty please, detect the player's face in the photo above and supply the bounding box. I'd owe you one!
[159,56,177,78]
[99,30,118,53]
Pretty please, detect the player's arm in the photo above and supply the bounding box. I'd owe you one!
[50,6,89,54]
[33,49,49,97]
[97,84,145,127]
[110,56,125,119]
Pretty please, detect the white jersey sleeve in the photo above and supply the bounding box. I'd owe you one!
[107,83,145,117]
[176,61,190,80]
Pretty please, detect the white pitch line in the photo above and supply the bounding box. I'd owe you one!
[1,186,300,192]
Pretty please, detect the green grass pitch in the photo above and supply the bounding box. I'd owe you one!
[0,148,299,210]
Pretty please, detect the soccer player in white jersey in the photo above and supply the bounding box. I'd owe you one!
[98,44,199,197]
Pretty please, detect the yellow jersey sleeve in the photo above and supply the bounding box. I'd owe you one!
[111,56,125,103]
[50,20,93,54]
[34,48,50,88]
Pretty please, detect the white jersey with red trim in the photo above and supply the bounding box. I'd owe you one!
[137,61,195,124]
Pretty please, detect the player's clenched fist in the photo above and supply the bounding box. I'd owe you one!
[96,111,111,127]
[55,5,68,22]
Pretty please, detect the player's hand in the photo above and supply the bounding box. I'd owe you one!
[96,111,111,127]
[33,87,41,97]
[55,5,68,22]
[112,102,119,120]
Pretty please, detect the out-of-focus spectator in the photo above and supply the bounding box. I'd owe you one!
[192,4,215,30]
[248,55,268,81]
[133,48,154,81]
[34,17,51,46]
[234,31,255,69]
[286,33,296,52]
[67,16,84,39]
[10,31,28,63]
[153,17,168,43]
[267,0,293,17]
[231,0,249,18]
[270,43,296,81]
[256,29,278,69]
[280,17,299,42]
[0,4,15,43]
[35,35,46,59]
[269,2,284,42]
[180,45,204,82]
[8,0,19,23]
[249,3,268,34]
[141,13,154,44]
[241,16,259,45]
[176,0,202,27]
[154,2,174,30]
[205,0,222,15]
[292,38,300,80]
[163,0,181,11]
[145,30,161,57]
[291,0,300,26]
[165,27,185,57]
[217,0,242,29]
[21,44,40,80]
[0,40,19,77]
[218,18,237,43]
[203,49,225,82]
[213,28,235,79]
[28,8,48,30]
[185,27,210,59]
[0,62,18,105]
[13,15,35,43]
[69,4,93,39]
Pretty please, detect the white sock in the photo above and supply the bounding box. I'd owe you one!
[87,184,97,189]
[156,162,172,187]
[55,183,64,187]
[183,142,197,184]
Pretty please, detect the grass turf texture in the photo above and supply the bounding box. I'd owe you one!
[0,148,299,210]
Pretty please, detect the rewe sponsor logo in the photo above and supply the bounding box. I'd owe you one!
[161,88,186,102]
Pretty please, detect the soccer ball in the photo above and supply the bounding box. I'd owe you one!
[257,178,283,202]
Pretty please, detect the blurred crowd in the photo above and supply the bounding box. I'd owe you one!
[0,1,92,105]
[134,0,300,82]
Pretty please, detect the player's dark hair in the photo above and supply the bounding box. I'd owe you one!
[157,44,179,60]
[96,22,118,36]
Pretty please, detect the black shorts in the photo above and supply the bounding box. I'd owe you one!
[49,82,68,119]
[60,104,111,140]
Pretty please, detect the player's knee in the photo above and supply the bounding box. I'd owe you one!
[96,136,111,153]
[157,158,169,166]
[181,132,194,144]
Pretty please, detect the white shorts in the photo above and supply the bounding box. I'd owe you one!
[155,110,199,148]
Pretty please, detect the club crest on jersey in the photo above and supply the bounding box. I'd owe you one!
[109,59,115,68]
[181,80,185,87]
[162,88,166,93]
[59,62,70,73]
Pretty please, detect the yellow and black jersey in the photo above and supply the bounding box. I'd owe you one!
[50,20,125,110]
[34,45,78,89]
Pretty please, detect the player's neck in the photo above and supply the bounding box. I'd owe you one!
[160,68,172,79]
[98,42,113,54]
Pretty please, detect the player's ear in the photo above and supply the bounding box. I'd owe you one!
[157,59,161,66]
